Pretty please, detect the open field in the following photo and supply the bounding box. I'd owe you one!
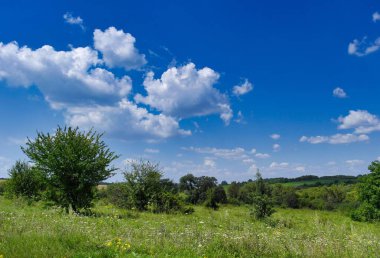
[0,197,379,258]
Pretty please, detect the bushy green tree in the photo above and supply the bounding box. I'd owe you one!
[250,171,275,219]
[179,174,217,204]
[352,161,380,221]
[124,160,183,213]
[5,161,45,200]
[22,126,119,213]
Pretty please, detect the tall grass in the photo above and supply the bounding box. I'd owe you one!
[0,197,379,257]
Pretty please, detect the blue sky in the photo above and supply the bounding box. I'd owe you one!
[1,0,380,182]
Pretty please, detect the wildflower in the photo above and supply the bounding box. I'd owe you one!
[0,254,4,258]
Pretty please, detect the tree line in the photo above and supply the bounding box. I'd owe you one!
[0,126,379,222]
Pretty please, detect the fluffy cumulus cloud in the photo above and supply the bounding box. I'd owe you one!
[232,79,253,96]
[299,110,380,145]
[135,63,233,125]
[65,99,190,139]
[348,37,380,57]
[63,12,85,30]
[0,41,132,107]
[338,110,380,134]
[94,27,147,70]
[300,134,369,144]
[0,27,241,140]
[333,87,347,98]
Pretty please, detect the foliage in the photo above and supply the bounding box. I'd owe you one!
[227,181,240,200]
[250,194,275,219]
[249,171,275,219]
[179,174,218,204]
[352,161,380,222]
[123,160,183,213]
[5,160,45,200]
[22,126,119,213]
[204,186,227,210]
[105,183,130,209]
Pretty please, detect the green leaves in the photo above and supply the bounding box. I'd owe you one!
[22,126,119,212]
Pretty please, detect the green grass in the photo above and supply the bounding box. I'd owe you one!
[0,197,379,257]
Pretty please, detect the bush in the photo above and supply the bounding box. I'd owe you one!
[105,183,130,209]
[5,161,45,200]
[352,160,380,222]
[124,160,184,213]
[250,194,275,219]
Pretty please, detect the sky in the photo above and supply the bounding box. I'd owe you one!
[1,0,380,182]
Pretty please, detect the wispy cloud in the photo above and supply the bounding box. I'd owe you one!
[232,79,253,96]
[63,12,85,30]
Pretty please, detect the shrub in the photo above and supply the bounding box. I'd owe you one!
[5,161,45,200]
[352,160,380,222]
[124,160,184,213]
[250,194,275,219]
[105,183,130,209]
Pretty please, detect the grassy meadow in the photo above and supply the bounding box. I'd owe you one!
[0,197,379,258]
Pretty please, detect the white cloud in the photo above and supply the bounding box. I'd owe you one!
[183,146,248,160]
[0,27,242,141]
[0,41,132,108]
[373,12,380,22]
[300,134,369,144]
[94,27,147,70]
[333,87,347,98]
[273,144,280,152]
[242,158,255,164]
[250,148,257,154]
[348,37,380,57]
[144,148,160,154]
[255,153,271,159]
[135,63,232,124]
[269,162,289,169]
[204,158,216,168]
[65,99,190,139]
[232,79,253,96]
[338,110,380,134]
[295,166,306,172]
[270,134,280,140]
[63,12,85,30]
[346,159,364,166]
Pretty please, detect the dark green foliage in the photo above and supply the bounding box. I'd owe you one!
[22,126,119,213]
[105,183,129,209]
[204,186,227,210]
[249,171,275,219]
[204,188,219,210]
[351,161,380,222]
[0,181,5,195]
[272,184,299,208]
[227,181,240,200]
[123,160,183,213]
[250,194,275,219]
[213,185,227,204]
[5,161,45,200]
[179,174,217,204]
